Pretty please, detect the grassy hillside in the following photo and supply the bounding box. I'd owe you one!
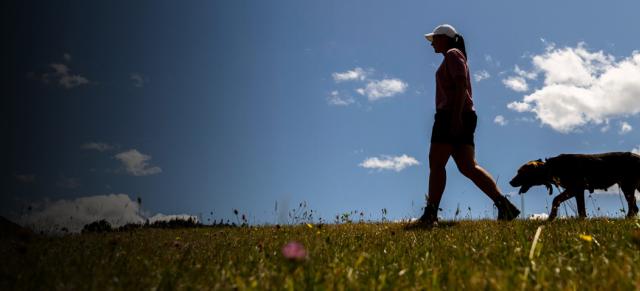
[3,219,640,290]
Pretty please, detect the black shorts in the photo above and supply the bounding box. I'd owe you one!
[430,110,477,146]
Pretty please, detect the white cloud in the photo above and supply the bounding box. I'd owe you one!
[50,63,69,75]
[502,76,529,92]
[619,121,632,134]
[359,154,419,172]
[632,145,640,155]
[17,194,199,234]
[473,70,490,82]
[357,78,408,101]
[29,54,89,89]
[514,65,538,80]
[329,67,408,105]
[130,73,147,88]
[494,115,508,126]
[507,101,532,112]
[332,67,369,82]
[507,43,640,133]
[327,90,354,106]
[19,194,145,233]
[115,149,162,176]
[50,63,89,89]
[81,142,114,152]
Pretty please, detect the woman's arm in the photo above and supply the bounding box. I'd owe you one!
[444,49,470,137]
[449,75,468,136]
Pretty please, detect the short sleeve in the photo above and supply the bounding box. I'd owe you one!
[444,49,468,79]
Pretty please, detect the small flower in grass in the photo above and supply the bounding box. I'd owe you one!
[579,234,593,242]
[579,234,600,246]
[306,223,313,229]
[282,241,307,261]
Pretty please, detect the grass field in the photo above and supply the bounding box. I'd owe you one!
[3,219,640,290]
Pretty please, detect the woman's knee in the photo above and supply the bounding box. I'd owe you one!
[456,163,477,178]
[429,154,449,171]
[429,145,451,171]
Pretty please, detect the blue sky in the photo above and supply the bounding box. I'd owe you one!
[5,1,640,229]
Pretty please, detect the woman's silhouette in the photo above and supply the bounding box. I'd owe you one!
[418,24,520,226]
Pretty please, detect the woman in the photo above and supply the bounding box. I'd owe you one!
[419,24,520,226]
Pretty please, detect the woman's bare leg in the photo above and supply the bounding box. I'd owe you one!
[451,144,502,201]
[427,143,453,207]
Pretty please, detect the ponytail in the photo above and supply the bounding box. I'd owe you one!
[452,34,468,60]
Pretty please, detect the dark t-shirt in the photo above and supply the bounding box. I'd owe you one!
[435,48,474,112]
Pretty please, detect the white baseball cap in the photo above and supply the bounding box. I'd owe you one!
[424,24,458,42]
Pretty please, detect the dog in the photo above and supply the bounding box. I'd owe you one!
[510,152,640,220]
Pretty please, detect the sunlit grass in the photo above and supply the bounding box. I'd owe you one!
[3,219,640,290]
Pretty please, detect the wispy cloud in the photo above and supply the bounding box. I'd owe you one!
[502,76,529,92]
[507,42,640,133]
[332,67,370,82]
[329,67,408,105]
[29,54,90,89]
[357,78,408,101]
[327,90,354,106]
[115,149,162,176]
[130,73,148,88]
[473,70,490,82]
[514,64,538,80]
[632,146,640,155]
[81,142,115,152]
[50,63,89,89]
[494,115,508,126]
[484,54,501,67]
[359,154,419,172]
[619,121,632,135]
[507,101,532,112]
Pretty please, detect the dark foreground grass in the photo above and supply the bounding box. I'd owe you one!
[2,219,640,290]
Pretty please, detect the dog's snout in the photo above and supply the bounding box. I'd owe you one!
[509,177,520,187]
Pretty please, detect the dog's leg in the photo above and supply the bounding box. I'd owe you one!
[621,184,639,218]
[575,189,587,218]
[549,190,574,221]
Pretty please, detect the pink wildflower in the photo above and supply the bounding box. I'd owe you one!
[281,241,307,261]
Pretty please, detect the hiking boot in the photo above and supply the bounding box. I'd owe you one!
[495,197,520,221]
[418,204,439,226]
[405,204,439,230]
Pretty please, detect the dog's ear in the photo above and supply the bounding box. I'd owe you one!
[536,158,543,163]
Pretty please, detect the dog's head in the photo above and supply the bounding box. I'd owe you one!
[510,159,554,195]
